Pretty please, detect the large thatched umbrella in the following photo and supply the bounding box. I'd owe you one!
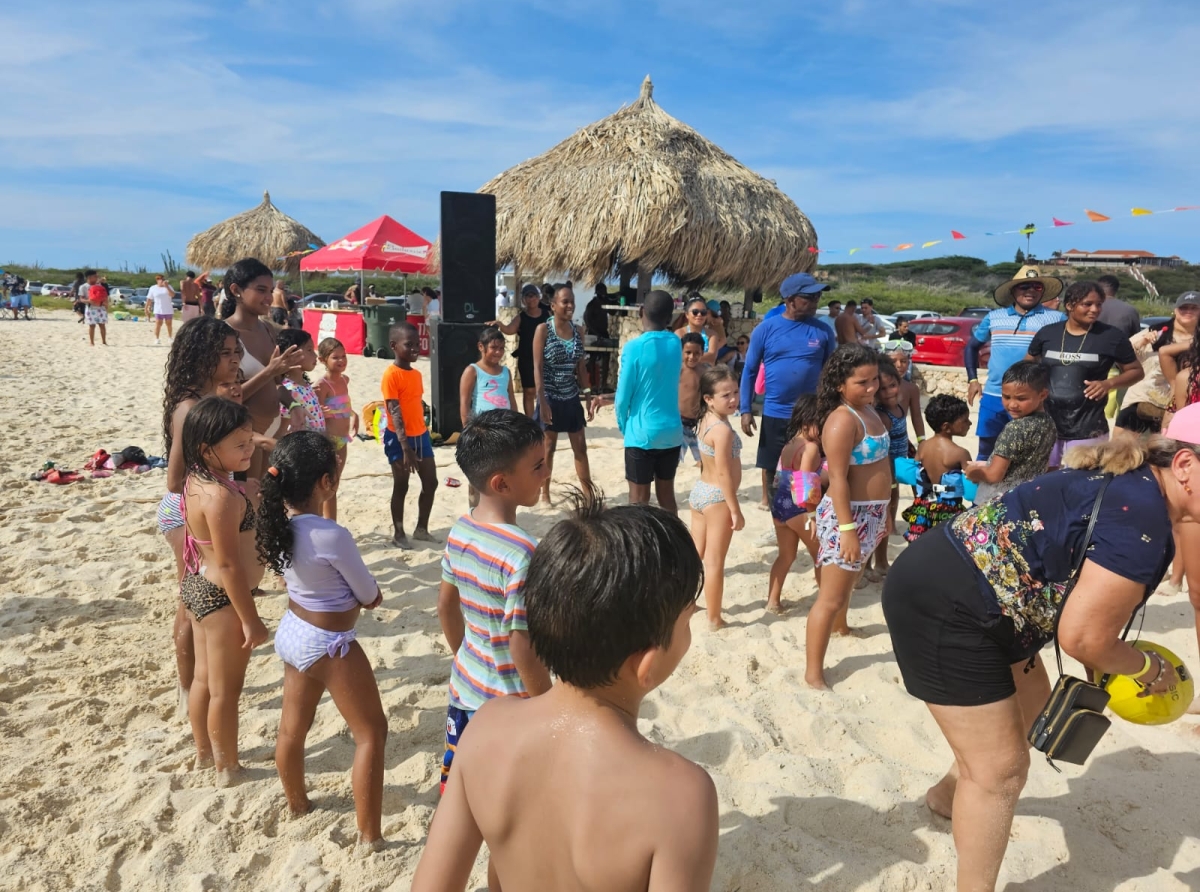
[186,191,324,274]
[476,76,816,291]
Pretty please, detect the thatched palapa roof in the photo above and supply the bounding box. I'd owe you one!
[186,191,324,273]
[477,76,816,289]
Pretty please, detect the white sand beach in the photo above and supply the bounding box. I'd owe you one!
[1,311,1198,892]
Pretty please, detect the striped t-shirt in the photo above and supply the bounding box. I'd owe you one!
[441,515,538,713]
[975,305,1065,397]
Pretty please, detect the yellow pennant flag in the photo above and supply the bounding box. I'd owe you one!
[848,247,860,255]
[895,243,914,251]
[1019,226,1036,235]
[922,240,942,248]
[1131,208,1154,216]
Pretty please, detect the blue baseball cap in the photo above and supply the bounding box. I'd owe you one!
[780,272,830,299]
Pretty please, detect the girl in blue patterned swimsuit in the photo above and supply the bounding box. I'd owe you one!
[766,394,824,614]
[689,366,744,630]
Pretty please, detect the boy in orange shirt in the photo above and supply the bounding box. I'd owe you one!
[382,322,439,548]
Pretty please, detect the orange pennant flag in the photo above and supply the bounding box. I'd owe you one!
[1131,208,1154,216]
[895,243,914,251]
[1085,209,1110,222]
[951,230,967,239]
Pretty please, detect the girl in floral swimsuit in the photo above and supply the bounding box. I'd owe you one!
[315,337,359,521]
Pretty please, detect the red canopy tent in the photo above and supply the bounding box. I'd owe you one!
[300,214,432,278]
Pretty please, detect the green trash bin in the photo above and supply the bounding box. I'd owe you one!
[362,303,409,359]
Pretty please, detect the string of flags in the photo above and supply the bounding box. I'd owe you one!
[807,207,1200,255]
[277,243,323,260]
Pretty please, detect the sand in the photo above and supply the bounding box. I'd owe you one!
[0,310,1197,892]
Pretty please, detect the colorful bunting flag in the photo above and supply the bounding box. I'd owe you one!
[922,240,942,248]
[1019,226,1036,235]
[807,246,820,253]
[848,248,860,255]
[1085,209,1111,222]
[870,244,889,249]
[895,243,914,251]
[1052,218,1073,227]
[951,231,967,239]
[1175,206,1200,212]
[1131,208,1154,216]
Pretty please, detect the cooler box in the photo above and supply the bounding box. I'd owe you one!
[362,304,410,359]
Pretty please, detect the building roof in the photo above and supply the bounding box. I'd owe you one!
[1062,249,1166,258]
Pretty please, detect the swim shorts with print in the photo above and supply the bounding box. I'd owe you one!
[815,496,889,571]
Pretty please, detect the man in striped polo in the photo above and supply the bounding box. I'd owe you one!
[963,270,1065,459]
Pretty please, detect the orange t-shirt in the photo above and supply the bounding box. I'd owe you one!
[381,364,426,436]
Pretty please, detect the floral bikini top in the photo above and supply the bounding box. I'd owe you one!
[281,379,327,432]
[698,418,743,458]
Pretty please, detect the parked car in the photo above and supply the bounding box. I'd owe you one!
[910,317,988,367]
[119,287,152,308]
[959,306,991,318]
[1141,315,1172,333]
[27,281,45,293]
[299,292,355,308]
[892,310,941,325]
[41,283,73,297]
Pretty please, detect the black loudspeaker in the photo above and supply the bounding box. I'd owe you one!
[440,191,496,324]
[429,320,487,437]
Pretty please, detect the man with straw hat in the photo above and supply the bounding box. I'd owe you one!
[963,267,1064,459]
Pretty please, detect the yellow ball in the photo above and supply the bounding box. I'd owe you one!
[1099,641,1194,726]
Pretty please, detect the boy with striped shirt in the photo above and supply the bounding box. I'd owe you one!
[436,409,551,792]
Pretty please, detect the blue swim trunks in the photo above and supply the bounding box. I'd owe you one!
[440,704,474,794]
[383,429,434,464]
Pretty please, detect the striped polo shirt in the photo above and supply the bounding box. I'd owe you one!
[974,305,1065,397]
[441,515,538,712]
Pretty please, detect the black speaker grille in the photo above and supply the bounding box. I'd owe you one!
[440,192,496,324]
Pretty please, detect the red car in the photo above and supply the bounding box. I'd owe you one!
[910,317,990,367]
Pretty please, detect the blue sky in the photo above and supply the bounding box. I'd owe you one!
[4,0,1199,272]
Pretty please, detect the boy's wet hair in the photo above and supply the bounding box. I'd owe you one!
[456,409,544,491]
[1002,359,1049,391]
[478,326,506,350]
[389,320,418,342]
[525,486,703,688]
[924,394,970,432]
[680,332,705,351]
[181,396,252,483]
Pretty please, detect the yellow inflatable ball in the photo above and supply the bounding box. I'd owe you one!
[1098,641,1194,726]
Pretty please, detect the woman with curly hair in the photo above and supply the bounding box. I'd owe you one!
[158,315,243,706]
[256,431,386,844]
[806,344,891,689]
[220,258,304,478]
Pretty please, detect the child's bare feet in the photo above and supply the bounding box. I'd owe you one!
[833,625,864,638]
[708,616,727,631]
[286,796,314,818]
[392,533,412,550]
[192,753,214,771]
[765,600,786,616]
[412,527,439,544]
[925,775,956,819]
[355,835,385,855]
[804,672,830,690]
[214,765,245,788]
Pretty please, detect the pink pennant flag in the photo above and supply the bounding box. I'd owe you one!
[895,243,914,251]
[1053,217,1073,227]
[951,230,967,240]
[1175,206,1200,212]
[870,244,889,249]
[807,246,820,253]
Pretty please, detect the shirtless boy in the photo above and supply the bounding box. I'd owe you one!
[679,332,707,466]
[412,490,718,892]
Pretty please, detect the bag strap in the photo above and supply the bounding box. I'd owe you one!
[1052,474,1113,676]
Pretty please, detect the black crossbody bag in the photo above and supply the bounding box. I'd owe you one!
[1027,475,1154,771]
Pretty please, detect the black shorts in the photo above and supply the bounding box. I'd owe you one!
[756,414,790,471]
[546,397,586,434]
[517,356,535,389]
[270,307,288,326]
[1114,403,1162,434]
[882,528,1040,707]
[625,447,679,485]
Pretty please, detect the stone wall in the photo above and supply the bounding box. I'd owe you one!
[910,364,987,400]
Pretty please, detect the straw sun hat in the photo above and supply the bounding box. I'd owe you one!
[992,265,1065,308]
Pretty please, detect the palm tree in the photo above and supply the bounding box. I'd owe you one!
[1024,222,1036,259]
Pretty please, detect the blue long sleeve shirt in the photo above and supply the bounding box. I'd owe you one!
[739,314,836,418]
[615,330,683,450]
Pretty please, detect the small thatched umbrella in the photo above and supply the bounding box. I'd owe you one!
[186,191,324,274]
[473,76,816,292]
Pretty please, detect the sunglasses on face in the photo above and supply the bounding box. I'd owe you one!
[1013,283,1044,293]
[1177,305,1200,312]
[689,308,706,316]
